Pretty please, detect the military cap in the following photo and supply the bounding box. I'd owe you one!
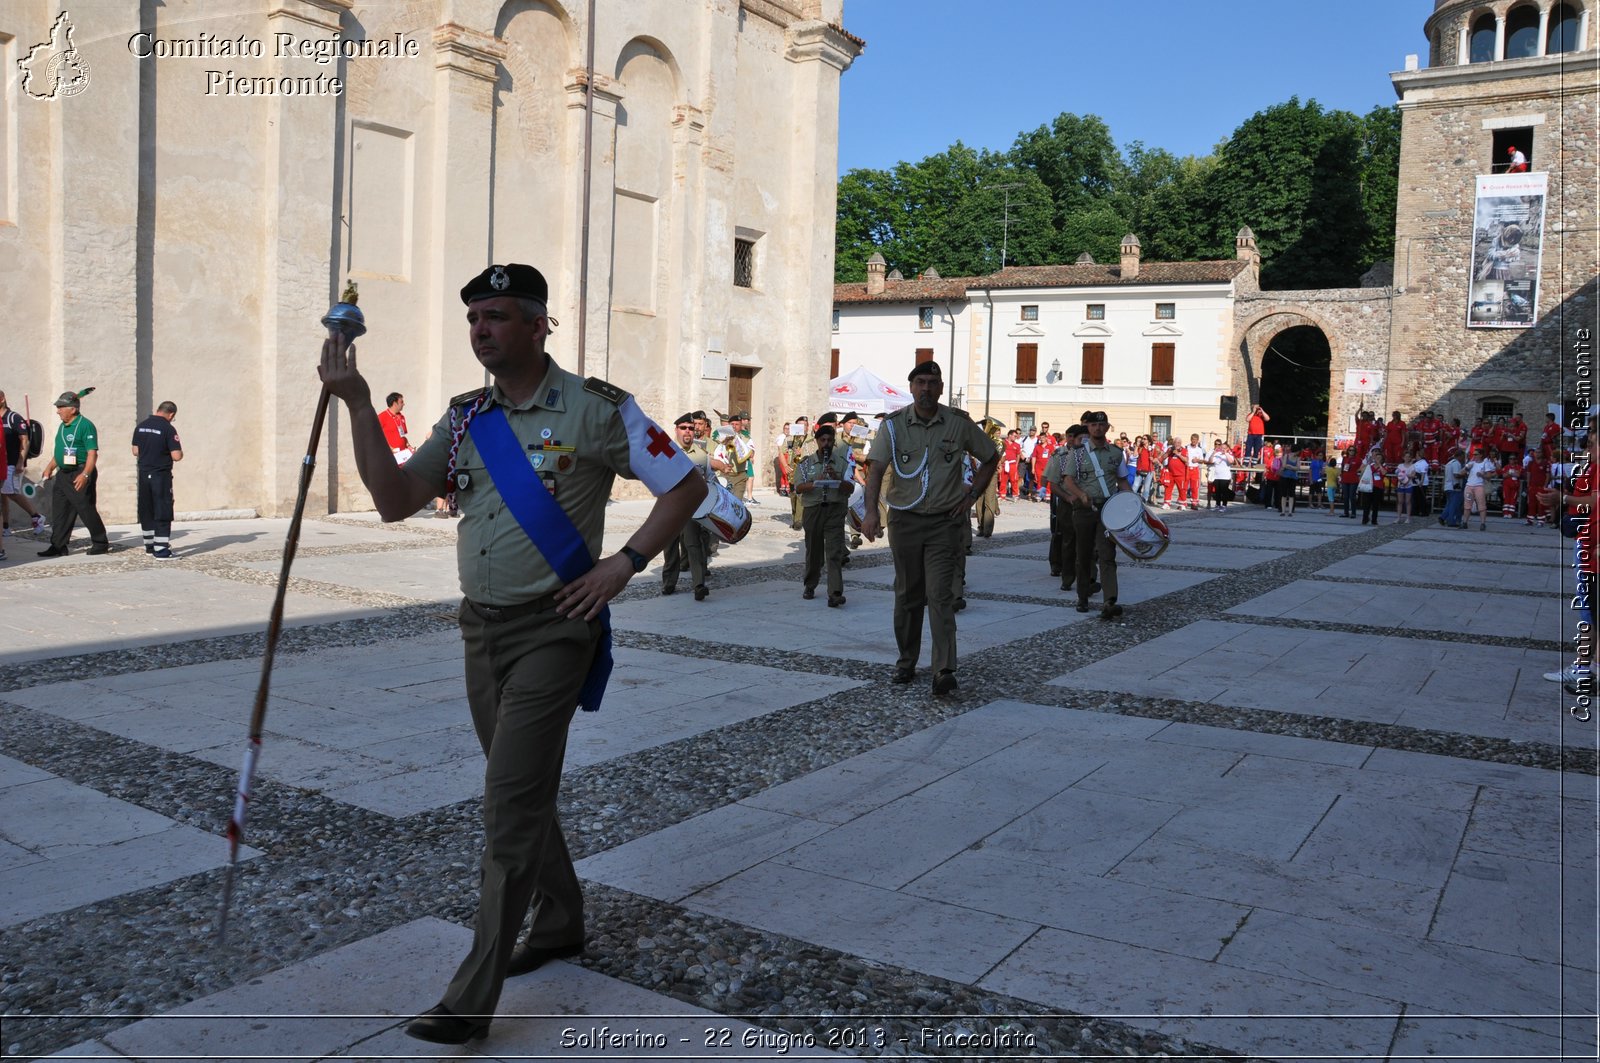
[692,410,707,421]
[1083,410,1109,425]
[54,391,81,408]
[813,421,838,437]
[674,412,695,427]
[459,263,548,305]
[733,410,750,420]
[1065,423,1087,437]
[815,412,839,426]
[908,360,941,382]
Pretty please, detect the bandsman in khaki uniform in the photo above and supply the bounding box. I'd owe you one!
[861,361,999,696]
[721,410,754,501]
[794,414,853,606]
[1044,423,1087,592]
[975,418,1003,537]
[318,263,705,1045]
[1060,410,1130,619]
[661,413,726,600]
[786,415,811,529]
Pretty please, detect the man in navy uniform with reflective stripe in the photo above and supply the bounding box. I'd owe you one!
[318,263,706,1045]
[131,401,183,558]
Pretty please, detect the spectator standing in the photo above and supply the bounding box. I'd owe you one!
[1383,411,1407,465]
[131,401,184,558]
[1439,448,1466,528]
[38,391,111,557]
[1018,426,1038,501]
[1525,451,1549,526]
[1393,448,1415,524]
[1261,444,1282,510]
[1465,451,1497,530]
[0,390,47,538]
[1308,450,1326,510]
[1358,448,1384,525]
[1278,446,1301,516]
[1162,441,1185,508]
[1184,434,1205,510]
[998,430,1021,500]
[1339,447,1361,518]
[1031,426,1056,502]
[1245,404,1269,462]
[1209,441,1233,510]
[378,392,412,460]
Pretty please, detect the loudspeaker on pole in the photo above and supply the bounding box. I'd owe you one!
[1219,395,1238,421]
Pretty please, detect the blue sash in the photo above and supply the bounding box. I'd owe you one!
[468,405,613,712]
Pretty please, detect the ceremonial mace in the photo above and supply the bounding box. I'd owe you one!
[217,282,366,943]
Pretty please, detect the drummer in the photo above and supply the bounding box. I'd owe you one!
[1060,410,1132,619]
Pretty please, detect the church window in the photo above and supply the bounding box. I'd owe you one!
[733,238,755,288]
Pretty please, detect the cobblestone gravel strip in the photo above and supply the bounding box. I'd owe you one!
[1304,572,1568,598]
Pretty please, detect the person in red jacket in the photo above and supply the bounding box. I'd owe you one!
[1383,410,1407,465]
[1441,418,1463,461]
[1470,417,1491,454]
[1506,413,1528,459]
[1033,428,1057,500]
[1163,442,1186,508]
[1355,409,1382,457]
[1500,459,1520,518]
[1541,412,1563,461]
[1338,446,1362,517]
[1525,454,1549,526]
[998,430,1021,499]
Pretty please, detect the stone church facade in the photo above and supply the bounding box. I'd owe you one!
[1,0,860,520]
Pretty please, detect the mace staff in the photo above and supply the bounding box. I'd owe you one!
[217,283,366,943]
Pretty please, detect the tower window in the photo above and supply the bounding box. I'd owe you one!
[733,238,755,288]
[1505,4,1541,59]
[1493,128,1533,173]
[1469,13,1497,62]
[1549,3,1582,53]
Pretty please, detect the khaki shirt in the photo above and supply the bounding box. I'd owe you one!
[1068,440,1128,504]
[407,358,635,605]
[795,442,852,507]
[1043,446,1072,493]
[868,404,997,514]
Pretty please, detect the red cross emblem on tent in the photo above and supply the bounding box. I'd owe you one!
[832,383,855,395]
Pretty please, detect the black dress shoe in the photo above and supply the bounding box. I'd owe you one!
[932,670,959,696]
[1049,568,1061,577]
[661,585,677,595]
[802,587,816,600]
[86,544,112,555]
[507,938,584,975]
[1087,580,1101,595]
[953,597,966,612]
[693,585,709,601]
[1099,602,1123,620]
[405,1004,488,1045]
[890,667,915,684]
[38,546,68,557]
[1076,600,1090,613]
[827,594,845,608]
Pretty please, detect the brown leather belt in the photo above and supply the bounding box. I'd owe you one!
[464,594,561,622]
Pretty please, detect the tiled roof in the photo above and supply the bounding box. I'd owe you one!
[833,275,984,304]
[984,260,1250,288]
[834,258,1250,304]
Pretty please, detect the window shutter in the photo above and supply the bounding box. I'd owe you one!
[830,348,840,378]
[1081,343,1105,386]
[915,347,934,365]
[1016,343,1038,385]
[1151,343,1175,387]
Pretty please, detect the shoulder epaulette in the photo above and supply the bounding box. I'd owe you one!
[949,407,974,423]
[583,377,627,405]
[448,388,487,409]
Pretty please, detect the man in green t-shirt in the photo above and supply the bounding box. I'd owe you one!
[39,391,111,556]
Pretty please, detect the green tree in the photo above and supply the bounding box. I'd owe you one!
[938,163,1057,273]
[1357,104,1402,270]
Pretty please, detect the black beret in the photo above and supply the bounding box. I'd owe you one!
[674,413,694,427]
[815,412,839,425]
[1066,423,1087,436]
[908,360,941,382]
[813,422,837,436]
[460,263,548,305]
[692,410,707,421]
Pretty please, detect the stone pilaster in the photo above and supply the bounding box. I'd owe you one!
[425,23,505,410]
[48,2,141,521]
[564,70,621,378]
[261,0,351,517]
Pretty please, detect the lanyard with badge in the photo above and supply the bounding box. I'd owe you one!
[61,420,84,467]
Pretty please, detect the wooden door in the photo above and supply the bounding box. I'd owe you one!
[728,366,755,416]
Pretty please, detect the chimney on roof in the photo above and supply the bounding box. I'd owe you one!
[1235,225,1260,281]
[922,266,940,280]
[1076,252,1096,264]
[1120,234,1141,280]
[887,268,903,281]
[866,252,886,296]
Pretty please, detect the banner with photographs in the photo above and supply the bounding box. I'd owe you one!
[1467,171,1547,329]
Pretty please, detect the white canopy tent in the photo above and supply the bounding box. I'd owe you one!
[825,366,913,416]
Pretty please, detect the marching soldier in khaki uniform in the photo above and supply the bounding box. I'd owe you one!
[861,361,999,696]
[975,418,1003,537]
[661,413,725,600]
[1060,410,1130,619]
[318,262,705,1046]
[721,410,754,502]
[1044,423,1087,592]
[794,415,853,606]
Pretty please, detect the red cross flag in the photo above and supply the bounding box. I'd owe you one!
[1343,368,1383,395]
[620,397,697,495]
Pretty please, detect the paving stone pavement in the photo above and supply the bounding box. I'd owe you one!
[1,493,1595,1062]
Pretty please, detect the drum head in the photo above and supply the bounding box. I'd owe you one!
[1100,491,1143,530]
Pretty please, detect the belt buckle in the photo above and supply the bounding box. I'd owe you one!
[476,601,507,622]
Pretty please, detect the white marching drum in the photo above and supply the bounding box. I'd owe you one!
[1100,491,1171,561]
[693,478,752,544]
[846,488,868,532]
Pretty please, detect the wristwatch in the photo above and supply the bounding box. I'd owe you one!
[619,545,649,573]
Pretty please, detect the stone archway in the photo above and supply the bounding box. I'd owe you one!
[1234,290,1395,442]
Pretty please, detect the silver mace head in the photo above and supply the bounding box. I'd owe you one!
[321,279,367,339]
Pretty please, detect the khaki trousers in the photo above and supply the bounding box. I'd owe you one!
[801,499,847,597]
[888,509,964,675]
[442,600,598,1019]
[660,519,708,592]
[1071,504,1118,604]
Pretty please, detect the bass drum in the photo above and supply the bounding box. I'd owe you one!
[1100,491,1171,561]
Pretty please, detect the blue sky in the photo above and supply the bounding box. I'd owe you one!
[836,0,1434,174]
